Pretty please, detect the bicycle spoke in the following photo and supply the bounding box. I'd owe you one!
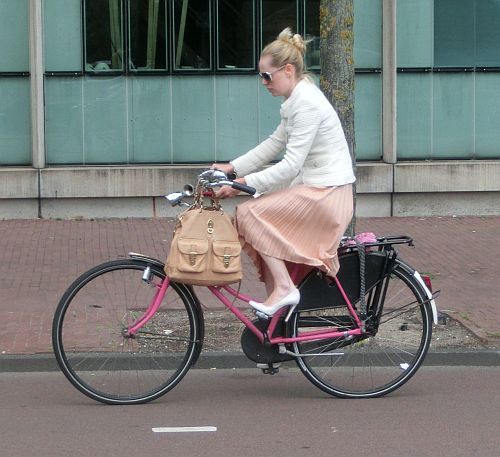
[291,261,432,398]
[53,260,200,404]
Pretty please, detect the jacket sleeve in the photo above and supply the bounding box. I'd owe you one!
[243,103,321,193]
[230,121,286,178]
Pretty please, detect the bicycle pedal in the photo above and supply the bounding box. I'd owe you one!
[257,363,281,375]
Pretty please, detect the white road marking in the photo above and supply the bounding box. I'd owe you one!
[152,426,217,433]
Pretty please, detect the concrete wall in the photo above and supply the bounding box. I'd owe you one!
[1,161,499,219]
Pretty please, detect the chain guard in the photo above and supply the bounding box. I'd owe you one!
[240,319,294,364]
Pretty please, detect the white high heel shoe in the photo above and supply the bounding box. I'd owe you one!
[249,288,300,317]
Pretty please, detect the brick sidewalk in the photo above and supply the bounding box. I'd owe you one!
[0,216,498,355]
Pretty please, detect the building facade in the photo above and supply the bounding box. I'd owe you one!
[1,0,499,218]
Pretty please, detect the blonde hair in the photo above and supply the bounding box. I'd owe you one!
[262,28,309,79]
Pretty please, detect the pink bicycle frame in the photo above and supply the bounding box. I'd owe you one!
[126,265,364,343]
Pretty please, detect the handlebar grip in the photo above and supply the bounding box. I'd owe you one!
[231,181,256,195]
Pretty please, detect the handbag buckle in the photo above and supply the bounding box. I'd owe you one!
[207,219,214,234]
[189,252,197,266]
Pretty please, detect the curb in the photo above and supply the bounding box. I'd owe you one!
[1,350,499,373]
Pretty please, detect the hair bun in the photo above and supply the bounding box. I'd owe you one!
[277,27,307,56]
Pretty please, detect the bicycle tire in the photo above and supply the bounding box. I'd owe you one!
[52,259,202,405]
[289,260,433,399]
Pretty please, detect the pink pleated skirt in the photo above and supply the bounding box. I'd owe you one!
[234,183,354,283]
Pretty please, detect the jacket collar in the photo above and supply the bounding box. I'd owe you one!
[280,79,310,117]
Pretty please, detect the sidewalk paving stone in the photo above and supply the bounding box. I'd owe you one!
[0,216,498,356]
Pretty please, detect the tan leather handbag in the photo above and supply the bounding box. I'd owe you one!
[165,205,243,286]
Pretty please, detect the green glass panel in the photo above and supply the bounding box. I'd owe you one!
[476,0,500,67]
[433,73,474,158]
[354,74,381,160]
[128,77,171,163]
[45,77,84,164]
[0,78,31,164]
[258,80,283,142]
[397,0,433,68]
[43,0,82,71]
[171,76,215,162]
[434,0,474,67]
[475,73,500,158]
[0,0,29,72]
[397,73,432,159]
[354,0,382,68]
[83,76,128,163]
[215,76,259,161]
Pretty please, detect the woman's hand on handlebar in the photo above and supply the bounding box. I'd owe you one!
[215,177,248,199]
[210,163,234,176]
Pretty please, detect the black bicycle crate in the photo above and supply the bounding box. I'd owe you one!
[297,250,395,312]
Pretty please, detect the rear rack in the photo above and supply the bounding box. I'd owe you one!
[339,235,414,252]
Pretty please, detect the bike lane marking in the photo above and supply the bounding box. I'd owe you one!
[152,426,217,433]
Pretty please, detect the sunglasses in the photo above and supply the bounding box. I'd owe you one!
[258,65,286,82]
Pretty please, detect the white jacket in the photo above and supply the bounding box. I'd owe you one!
[231,79,356,194]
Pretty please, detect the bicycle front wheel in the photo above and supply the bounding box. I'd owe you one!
[52,259,202,405]
[290,261,433,398]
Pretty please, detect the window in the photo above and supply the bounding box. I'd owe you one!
[80,0,329,74]
[44,0,82,72]
[217,0,255,70]
[434,0,474,68]
[0,0,31,165]
[434,0,500,68]
[474,0,500,67]
[84,0,124,72]
[85,0,168,73]
[304,0,320,69]
[129,0,167,71]
[0,0,29,72]
[261,0,298,50]
[173,0,212,70]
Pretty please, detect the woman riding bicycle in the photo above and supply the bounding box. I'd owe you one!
[212,28,356,317]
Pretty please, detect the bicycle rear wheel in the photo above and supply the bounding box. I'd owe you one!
[52,259,202,405]
[290,261,433,398]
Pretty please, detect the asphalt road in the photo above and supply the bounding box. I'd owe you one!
[1,366,499,457]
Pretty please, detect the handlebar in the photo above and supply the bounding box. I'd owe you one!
[198,169,256,195]
[215,179,256,196]
[165,169,256,207]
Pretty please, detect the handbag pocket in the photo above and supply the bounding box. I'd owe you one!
[211,240,242,273]
[176,238,209,272]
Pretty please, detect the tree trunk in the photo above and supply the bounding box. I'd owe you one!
[319,0,356,235]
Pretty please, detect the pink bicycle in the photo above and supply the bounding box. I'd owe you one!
[52,170,439,405]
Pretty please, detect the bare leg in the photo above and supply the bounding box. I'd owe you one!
[260,262,275,296]
[259,253,296,306]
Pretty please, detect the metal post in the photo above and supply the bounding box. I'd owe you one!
[29,0,45,169]
[382,0,397,164]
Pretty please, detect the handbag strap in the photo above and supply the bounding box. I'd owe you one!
[192,185,223,211]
